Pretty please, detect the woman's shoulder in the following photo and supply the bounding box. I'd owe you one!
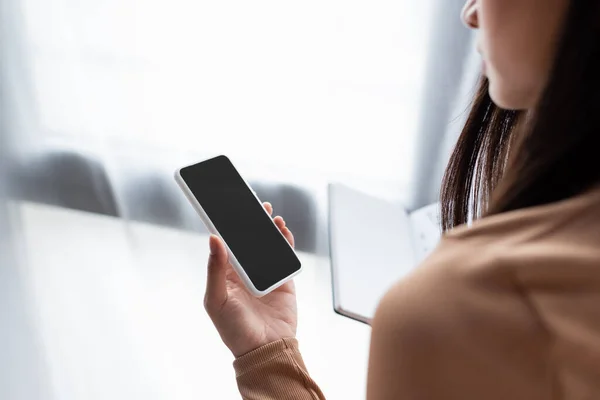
[446,185,600,248]
[368,188,600,397]
[373,185,600,350]
[369,226,552,398]
[439,185,600,284]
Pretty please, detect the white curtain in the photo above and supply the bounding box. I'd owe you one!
[7,0,445,255]
[17,0,436,197]
[0,0,477,399]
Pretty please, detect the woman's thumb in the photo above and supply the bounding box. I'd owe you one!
[204,235,228,314]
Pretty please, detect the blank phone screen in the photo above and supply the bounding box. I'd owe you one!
[180,155,301,292]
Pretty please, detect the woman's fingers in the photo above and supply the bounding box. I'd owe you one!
[265,204,295,247]
[274,216,285,227]
[205,235,229,315]
[263,202,273,216]
[283,228,295,248]
[274,216,295,248]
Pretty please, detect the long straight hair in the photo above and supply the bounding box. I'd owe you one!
[441,1,600,231]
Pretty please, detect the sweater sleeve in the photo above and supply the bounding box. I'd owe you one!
[233,338,326,400]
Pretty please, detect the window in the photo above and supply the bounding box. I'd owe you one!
[21,0,434,186]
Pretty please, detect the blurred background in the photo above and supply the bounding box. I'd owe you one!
[0,0,479,398]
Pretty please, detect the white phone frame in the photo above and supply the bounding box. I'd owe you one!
[174,156,302,297]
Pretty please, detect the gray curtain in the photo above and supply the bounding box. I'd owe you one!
[408,0,478,210]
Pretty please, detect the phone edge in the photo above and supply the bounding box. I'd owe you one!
[174,165,302,297]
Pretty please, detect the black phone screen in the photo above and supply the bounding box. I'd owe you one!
[179,155,301,292]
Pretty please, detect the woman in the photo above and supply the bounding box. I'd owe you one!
[204,0,600,398]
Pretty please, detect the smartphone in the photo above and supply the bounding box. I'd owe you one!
[175,155,302,297]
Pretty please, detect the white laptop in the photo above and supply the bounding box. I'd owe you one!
[328,183,441,324]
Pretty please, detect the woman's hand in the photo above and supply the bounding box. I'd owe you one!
[204,202,298,358]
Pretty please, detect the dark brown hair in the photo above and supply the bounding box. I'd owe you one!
[441,1,600,231]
